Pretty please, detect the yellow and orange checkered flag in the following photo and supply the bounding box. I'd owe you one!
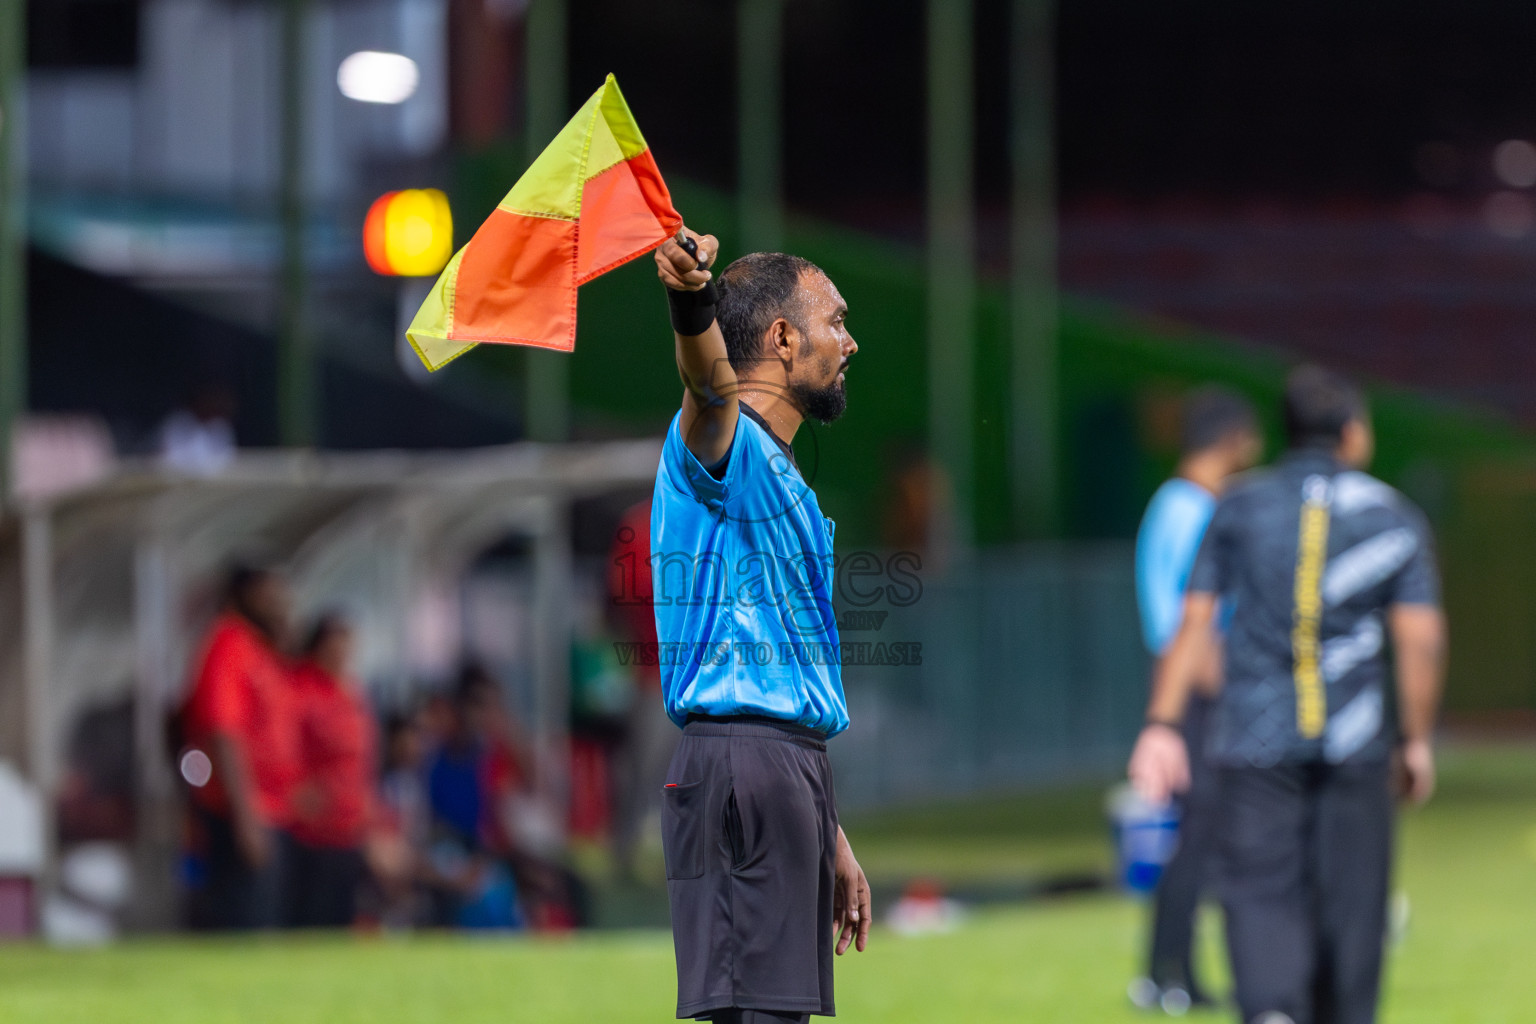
[407,75,683,371]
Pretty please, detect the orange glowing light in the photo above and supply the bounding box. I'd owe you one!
[363,188,453,276]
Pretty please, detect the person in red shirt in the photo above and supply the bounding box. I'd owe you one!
[286,613,377,928]
[608,499,679,878]
[181,565,299,929]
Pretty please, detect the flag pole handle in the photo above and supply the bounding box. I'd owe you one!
[674,230,712,271]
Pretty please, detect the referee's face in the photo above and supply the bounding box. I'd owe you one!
[786,272,857,421]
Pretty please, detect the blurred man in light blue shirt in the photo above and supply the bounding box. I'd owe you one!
[1131,386,1261,1014]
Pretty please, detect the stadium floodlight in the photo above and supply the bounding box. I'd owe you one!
[337,50,420,104]
[364,189,453,277]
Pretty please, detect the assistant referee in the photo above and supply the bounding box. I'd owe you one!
[1129,366,1446,1024]
[650,227,871,1024]
[1133,387,1260,1012]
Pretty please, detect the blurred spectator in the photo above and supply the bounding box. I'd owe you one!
[378,713,431,862]
[606,499,677,879]
[53,698,137,943]
[570,575,637,845]
[427,671,497,851]
[180,565,298,930]
[881,443,955,571]
[286,614,376,929]
[157,382,237,476]
[425,666,586,930]
[369,712,433,928]
[1131,385,1260,1010]
[417,690,456,753]
[57,697,135,845]
[423,668,527,929]
[372,702,530,931]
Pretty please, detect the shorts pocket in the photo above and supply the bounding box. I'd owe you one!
[724,789,746,869]
[661,780,706,880]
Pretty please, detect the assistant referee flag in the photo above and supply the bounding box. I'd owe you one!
[406,74,683,371]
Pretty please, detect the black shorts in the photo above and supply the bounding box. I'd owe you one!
[663,716,839,1019]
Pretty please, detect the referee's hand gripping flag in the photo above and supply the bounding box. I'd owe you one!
[656,228,717,291]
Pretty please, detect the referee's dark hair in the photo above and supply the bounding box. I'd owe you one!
[716,252,824,373]
[1181,386,1258,456]
[1284,364,1366,448]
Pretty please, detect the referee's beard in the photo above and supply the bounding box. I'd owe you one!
[791,363,848,425]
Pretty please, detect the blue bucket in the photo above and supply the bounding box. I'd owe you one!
[1106,784,1181,894]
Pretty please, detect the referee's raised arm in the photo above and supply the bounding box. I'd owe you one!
[656,228,738,469]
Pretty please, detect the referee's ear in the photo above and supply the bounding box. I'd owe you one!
[768,318,797,370]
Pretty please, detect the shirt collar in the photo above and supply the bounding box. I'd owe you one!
[740,403,797,468]
[1281,446,1343,474]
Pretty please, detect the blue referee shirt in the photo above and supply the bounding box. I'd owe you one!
[1135,477,1218,655]
[650,406,850,737]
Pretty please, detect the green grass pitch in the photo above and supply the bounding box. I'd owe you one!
[1,745,1531,1023]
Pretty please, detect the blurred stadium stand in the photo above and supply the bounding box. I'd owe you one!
[0,441,656,928]
[1060,202,1536,424]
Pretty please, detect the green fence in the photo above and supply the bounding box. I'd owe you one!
[831,544,1149,808]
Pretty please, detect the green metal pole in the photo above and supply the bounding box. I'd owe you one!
[1010,0,1058,538]
[277,0,314,447]
[737,0,784,252]
[524,0,569,443]
[0,0,26,503]
[926,0,976,551]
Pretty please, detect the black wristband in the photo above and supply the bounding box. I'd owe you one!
[667,280,720,336]
[1145,716,1182,733]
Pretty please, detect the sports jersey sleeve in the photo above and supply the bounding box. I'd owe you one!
[1388,508,1441,606]
[1186,494,1236,597]
[1136,487,1215,654]
[664,412,747,505]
